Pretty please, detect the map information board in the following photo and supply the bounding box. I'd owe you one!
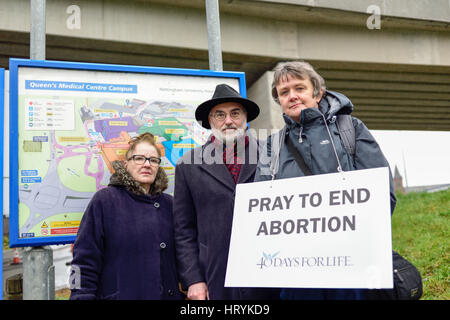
[9,59,245,246]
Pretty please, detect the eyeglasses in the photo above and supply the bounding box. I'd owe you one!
[127,155,161,166]
[210,109,245,121]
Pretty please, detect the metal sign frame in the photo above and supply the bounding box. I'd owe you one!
[0,68,4,300]
[9,58,247,247]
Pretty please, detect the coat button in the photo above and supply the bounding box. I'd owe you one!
[154,202,160,208]
[160,242,166,249]
[168,289,174,296]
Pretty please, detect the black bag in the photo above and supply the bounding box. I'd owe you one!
[367,251,423,300]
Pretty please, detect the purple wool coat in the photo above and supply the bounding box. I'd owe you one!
[70,161,184,300]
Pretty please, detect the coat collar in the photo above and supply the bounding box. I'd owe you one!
[109,160,168,196]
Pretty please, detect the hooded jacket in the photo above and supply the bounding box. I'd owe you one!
[70,161,184,300]
[254,90,397,300]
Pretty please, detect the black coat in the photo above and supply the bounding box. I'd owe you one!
[173,134,280,300]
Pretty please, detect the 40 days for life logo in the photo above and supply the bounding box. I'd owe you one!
[257,251,353,269]
[257,251,280,268]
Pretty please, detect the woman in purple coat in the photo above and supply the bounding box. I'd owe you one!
[70,133,184,300]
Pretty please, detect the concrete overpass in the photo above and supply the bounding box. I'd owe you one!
[0,0,449,131]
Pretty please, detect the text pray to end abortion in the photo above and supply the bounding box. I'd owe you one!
[248,188,370,237]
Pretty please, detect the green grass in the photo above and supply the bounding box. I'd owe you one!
[392,189,450,300]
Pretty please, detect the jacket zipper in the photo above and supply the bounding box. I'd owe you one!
[298,126,303,143]
[394,269,405,282]
[394,265,413,283]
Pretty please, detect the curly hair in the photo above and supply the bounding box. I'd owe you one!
[126,132,161,159]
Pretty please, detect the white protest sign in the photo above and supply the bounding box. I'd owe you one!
[225,167,393,289]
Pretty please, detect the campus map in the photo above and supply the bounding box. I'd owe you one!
[18,95,210,239]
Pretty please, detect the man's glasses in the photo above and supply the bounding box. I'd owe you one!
[210,109,245,121]
[127,155,161,166]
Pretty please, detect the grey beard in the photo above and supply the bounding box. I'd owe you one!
[211,126,246,145]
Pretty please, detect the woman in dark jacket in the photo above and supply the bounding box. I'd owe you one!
[70,133,184,300]
[254,61,396,300]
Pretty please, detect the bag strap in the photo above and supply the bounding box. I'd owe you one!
[336,114,355,156]
[286,136,313,176]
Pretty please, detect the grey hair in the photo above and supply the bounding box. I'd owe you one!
[271,61,326,104]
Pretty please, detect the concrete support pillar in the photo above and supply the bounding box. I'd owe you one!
[248,71,284,139]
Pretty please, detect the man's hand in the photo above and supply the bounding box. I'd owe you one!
[187,282,209,300]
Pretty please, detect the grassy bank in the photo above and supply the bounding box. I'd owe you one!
[392,189,449,300]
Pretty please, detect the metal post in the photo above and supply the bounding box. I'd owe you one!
[24,0,54,300]
[23,247,55,300]
[205,0,223,71]
[30,0,46,60]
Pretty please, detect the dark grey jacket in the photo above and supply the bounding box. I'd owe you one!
[255,90,396,214]
[254,91,396,300]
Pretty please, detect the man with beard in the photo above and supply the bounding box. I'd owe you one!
[173,84,280,300]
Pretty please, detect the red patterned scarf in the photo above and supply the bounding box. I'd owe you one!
[211,135,249,184]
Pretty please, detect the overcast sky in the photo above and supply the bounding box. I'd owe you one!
[370,130,450,187]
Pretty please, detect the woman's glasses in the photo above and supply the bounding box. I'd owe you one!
[127,155,161,166]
